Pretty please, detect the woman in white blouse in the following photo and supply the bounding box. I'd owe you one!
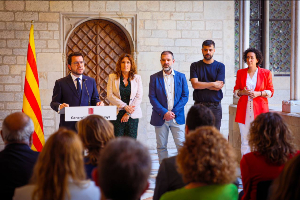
[13,128,100,200]
[233,48,274,156]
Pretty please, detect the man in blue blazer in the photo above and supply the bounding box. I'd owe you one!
[50,52,103,132]
[149,51,189,163]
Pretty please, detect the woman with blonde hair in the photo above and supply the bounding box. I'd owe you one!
[13,128,100,200]
[107,53,143,139]
[160,126,238,200]
[77,114,115,179]
[240,112,299,200]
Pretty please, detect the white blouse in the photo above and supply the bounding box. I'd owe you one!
[234,68,271,99]
[13,180,100,200]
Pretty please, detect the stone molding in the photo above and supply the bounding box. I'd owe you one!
[60,12,137,75]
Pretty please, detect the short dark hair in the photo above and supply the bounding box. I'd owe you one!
[242,48,263,66]
[98,137,151,200]
[186,104,215,131]
[67,52,84,65]
[202,40,215,48]
[161,51,174,60]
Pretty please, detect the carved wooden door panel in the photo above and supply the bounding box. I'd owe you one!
[66,19,131,104]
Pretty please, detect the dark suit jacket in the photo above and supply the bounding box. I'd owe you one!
[0,143,39,200]
[50,74,100,131]
[149,70,189,126]
[153,156,185,200]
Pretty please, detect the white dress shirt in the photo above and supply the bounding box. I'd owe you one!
[163,70,175,111]
[70,73,83,90]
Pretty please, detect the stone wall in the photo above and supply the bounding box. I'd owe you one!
[0,1,235,150]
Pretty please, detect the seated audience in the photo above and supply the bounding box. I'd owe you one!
[153,104,215,200]
[240,112,299,200]
[77,115,115,179]
[160,126,238,200]
[268,154,300,200]
[93,137,151,200]
[13,128,100,200]
[0,112,39,200]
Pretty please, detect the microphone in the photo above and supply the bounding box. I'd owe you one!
[83,79,90,106]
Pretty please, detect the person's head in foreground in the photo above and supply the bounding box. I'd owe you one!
[269,154,300,200]
[177,126,237,185]
[31,128,87,200]
[249,112,296,165]
[94,137,151,200]
[1,112,34,146]
[185,104,215,133]
[77,114,115,165]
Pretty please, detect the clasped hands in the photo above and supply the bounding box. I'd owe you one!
[239,87,261,98]
[121,105,135,123]
[163,111,175,121]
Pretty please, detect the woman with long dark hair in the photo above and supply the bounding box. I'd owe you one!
[77,114,115,179]
[268,155,300,200]
[240,112,299,200]
[107,53,143,139]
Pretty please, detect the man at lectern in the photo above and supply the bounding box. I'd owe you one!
[50,52,104,132]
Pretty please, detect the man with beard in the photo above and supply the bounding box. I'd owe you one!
[149,51,189,164]
[50,52,104,132]
[190,40,225,130]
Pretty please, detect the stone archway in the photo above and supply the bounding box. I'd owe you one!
[66,19,132,104]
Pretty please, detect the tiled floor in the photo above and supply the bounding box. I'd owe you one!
[141,149,179,200]
[141,149,243,200]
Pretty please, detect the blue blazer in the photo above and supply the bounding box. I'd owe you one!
[50,74,100,131]
[149,70,189,126]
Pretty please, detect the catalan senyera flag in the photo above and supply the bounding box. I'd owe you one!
[22,23,45,152]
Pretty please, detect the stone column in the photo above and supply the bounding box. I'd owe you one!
[263,1,269,70]
[282,1,300,112]
[294,1,300,100]
[235,1,250,105]
[239,0,244,70]
[242,0,250,69]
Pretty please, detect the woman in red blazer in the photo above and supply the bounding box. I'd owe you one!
[233,48,274,156]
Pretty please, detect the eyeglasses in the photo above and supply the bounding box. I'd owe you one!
[72,61,85,65]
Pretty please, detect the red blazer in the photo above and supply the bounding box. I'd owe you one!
[234,67,274,124]
[240,151,300,200]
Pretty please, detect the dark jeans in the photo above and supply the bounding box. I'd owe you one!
[194,102,222,130]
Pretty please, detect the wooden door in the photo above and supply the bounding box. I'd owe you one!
[66,19,131,104]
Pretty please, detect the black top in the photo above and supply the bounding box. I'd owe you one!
[153,156,185,200]
[120,75,131,105]
[190,60,225,102]
[84,157,97,180]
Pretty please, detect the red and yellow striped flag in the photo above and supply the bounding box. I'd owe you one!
[22,23,45,152]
